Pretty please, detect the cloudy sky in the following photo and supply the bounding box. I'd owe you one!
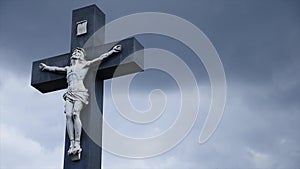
[1,0,300,169]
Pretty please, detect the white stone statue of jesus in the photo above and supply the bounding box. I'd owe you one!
[39,45,121,156]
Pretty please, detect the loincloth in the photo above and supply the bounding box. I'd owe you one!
[63,89,89,105]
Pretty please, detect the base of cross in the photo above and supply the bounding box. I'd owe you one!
[69,149,82,161]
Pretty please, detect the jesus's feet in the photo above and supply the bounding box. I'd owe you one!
[71,141,82,154]
[67,140,75,155]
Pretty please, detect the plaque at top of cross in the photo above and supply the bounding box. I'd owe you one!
[31,4,143,169]
[76,20,88,36]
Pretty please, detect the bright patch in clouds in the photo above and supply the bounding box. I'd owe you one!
[0,68,65,169]
[0,124,63,169]
[245,147,273,169]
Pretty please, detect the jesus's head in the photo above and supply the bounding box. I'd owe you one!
[70,47,86,65]
[71,47,86,59]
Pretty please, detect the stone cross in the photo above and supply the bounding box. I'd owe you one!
[31,5,143,169]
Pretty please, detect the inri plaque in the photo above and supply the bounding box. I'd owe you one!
[76,20,87,36]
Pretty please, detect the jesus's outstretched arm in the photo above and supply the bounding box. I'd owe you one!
[39,63,67,72]
[85,45,122,67]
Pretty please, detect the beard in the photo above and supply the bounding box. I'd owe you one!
[71,59,77,65]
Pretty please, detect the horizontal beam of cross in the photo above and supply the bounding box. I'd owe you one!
[31,37,143,93]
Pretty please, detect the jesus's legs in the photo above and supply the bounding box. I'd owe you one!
[73,100,83,151]
[65,100,74,154]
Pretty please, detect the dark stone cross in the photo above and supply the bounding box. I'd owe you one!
[31,5,143,169]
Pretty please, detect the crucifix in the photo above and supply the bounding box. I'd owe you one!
[31,5,143,169]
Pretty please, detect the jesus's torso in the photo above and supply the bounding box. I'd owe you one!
[66,63,89,92]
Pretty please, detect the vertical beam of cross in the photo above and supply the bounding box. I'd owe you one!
[31,5,143,169]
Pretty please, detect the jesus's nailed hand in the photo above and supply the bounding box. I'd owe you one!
[39,63,47,71]
[112,45,122,53]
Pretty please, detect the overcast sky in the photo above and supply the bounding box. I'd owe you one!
[0,0,300,169]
